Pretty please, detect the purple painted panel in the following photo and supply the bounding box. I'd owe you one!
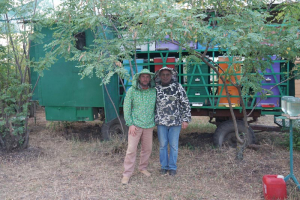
[156,35,195,50]
[261,74,280,85]
[265,64,280,73]
[256,86,280,107]
[259,55,280,70]
[182,41,197,50]
[156,41,179,50]
[256,55,281,107]
[261,55,280,73]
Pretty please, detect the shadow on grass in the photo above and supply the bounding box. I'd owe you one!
[179,132,214,150]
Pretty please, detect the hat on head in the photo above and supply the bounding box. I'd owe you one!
[138,68,155,78]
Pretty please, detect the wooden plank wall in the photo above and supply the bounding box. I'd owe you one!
[296,80,300,98]
[295,59,300,98]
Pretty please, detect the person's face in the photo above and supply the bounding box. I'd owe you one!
[159,70,172,85]
[139,74,151,88]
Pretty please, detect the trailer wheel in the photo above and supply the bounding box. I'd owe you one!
[213,120,255,148]
[101,116,128,141]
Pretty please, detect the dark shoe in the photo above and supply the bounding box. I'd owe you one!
[169,170,176,176]
[160,169,168,175]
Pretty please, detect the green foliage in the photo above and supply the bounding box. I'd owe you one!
[42,0,300,89]
[38,0,300,149]
[275,2,300,24]
[0,73,31,150]
[281,121,300,151]
[0,0,46,151]
[2,0,300,152]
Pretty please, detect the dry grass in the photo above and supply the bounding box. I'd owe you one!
[1,109,300,199]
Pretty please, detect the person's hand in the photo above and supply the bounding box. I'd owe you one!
[181,122,188,129]
[129,125,138,136]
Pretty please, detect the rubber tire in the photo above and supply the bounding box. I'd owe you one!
[101,116,128,141]
[213,120,255,148]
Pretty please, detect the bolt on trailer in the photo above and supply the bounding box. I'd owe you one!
[30,26,296,146]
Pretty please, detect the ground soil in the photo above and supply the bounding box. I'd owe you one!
[1,108,300,200]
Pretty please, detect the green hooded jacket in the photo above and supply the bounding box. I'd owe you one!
[123,69,156,128]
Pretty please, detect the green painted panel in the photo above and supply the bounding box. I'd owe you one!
[29,27,50,101]
[39,60,104,107]
[45,106,97,121]
[187,63,210,105]
[76,107,98,121]
[31,27,105,108]
[45,106,77,121]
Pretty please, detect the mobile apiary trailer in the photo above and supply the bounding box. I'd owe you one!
[30,26,295,146]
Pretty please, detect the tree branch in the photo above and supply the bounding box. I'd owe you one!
[103,83,125,135]
[5,14,24,83]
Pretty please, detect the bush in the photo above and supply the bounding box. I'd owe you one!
[281,120,300,150]
[0,77,31,151]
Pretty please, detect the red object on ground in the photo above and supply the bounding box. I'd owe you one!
[154,57,175,71]
[263,175,287,200]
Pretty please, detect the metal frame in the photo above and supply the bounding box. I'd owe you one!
[119,45,292,121]
[285,118,300,189]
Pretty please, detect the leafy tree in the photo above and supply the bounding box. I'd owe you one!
[38,0,300,159]
[130,0,300,159]
[0,0,45,151]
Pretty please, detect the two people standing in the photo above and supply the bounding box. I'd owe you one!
[121,67,191,184]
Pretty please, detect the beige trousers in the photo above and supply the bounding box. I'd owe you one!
[123,127,154,177]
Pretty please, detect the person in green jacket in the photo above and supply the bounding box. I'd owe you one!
[121,68,156,185]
